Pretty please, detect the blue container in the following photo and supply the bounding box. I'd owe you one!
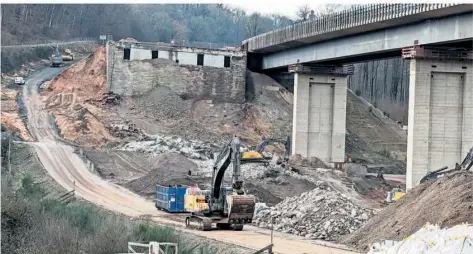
[155,185,188,213]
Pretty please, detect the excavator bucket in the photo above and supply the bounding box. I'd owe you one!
[227,195,256,224]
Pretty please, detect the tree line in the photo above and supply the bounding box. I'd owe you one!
[1,4,297,46]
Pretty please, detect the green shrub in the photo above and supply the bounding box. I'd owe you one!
[133,223,176,243]
[355,89,361,96]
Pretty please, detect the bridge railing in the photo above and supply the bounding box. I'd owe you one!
[243,4,461,52]
[1,37,98,49]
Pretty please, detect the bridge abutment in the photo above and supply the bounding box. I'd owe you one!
[290,65,353,164]
[405,47,473,189]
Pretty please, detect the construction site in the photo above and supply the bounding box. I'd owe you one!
[1,3,473,254]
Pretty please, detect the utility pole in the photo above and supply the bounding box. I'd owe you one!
[8,133,12,173]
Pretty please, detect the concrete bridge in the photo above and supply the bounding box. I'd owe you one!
[243,4,473,189]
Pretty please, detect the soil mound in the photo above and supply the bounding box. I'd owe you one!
[125,152,205,196]
[342,171,473,251]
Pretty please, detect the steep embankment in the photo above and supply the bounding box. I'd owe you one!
[345,89,407,168]
[342,171,473,251]
[40,47,117,146]
[1,89,33,141]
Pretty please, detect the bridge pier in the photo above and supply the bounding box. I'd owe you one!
[290,64,354,164]
[404,47,473,189]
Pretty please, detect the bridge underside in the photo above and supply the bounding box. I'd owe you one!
[260,13,473,70]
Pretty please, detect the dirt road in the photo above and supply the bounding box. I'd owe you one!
[22,66,359,254]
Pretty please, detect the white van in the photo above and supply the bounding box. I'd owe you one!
[14,77,25,85]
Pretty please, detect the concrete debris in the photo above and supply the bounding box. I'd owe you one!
[119,134,213,160]
[100,91,122,105]
[288,154,329,168]
[253,183,374,241]
[107,123,140,138]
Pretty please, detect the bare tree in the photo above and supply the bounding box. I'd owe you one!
[230,8,246,41]
[171,20,188,42]
[296,4,311,21]
[245,13,262,37]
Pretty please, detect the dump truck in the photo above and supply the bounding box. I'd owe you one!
[62,48,74,61]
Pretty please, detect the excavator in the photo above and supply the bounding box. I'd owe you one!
[184,135,256,231]
[241,136,291,167]
[420,146,473,184]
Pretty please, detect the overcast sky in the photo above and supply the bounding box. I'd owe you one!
[229,2,355,19]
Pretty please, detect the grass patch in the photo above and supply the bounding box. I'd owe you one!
[380,148,391,158]
[2,143,219,254]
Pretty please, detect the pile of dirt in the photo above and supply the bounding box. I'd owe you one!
[0,89,33,141]
[41,47,115,146]
[117,71,293,146]
[346,89,407,169]
[125,152,207,196]
[342,171,473,251]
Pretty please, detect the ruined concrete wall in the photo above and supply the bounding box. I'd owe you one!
[107,43,246,103]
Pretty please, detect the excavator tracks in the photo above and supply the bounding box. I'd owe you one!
[185,216,212,231]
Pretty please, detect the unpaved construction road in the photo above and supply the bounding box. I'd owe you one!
[22,65,359,254]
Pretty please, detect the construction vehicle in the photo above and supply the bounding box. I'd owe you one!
[184,135,256,231]
[420,146,473,184]
[14,77,25,85]
[50,45,63,67]
[386,187,406,203]
[386,147,472,202]
[241,136,291,167]
[62,48,74,61]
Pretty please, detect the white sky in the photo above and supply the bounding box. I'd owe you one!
[230,3,329,19]
[1,0,465,20]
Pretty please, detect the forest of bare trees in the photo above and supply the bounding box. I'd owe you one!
[1,4,293,46]
[349,58,410,123]
[1,4,410,121]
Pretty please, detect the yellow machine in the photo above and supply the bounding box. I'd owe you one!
[386,188,406,202]
[241,151,264,160]
[184,186,209,212]
[240,137,291,166]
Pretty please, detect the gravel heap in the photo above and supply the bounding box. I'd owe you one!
[119,134,213,160]
[253,182,374,241]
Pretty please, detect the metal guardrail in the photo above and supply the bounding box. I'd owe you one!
[118,241,178,254]
[117,39,239,51]
[243,4,463,51]
[1,37,98,49]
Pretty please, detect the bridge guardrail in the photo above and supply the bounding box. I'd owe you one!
[243,4,463,52]
[1,37,98,49]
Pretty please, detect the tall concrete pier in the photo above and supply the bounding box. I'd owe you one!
[406,56,473,189]
[290,65,353,164]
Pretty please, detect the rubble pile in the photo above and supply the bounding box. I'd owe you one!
[100,91,122,105]
[107,123,141,138]
[119,135,213,160]
[253,183,374,241]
